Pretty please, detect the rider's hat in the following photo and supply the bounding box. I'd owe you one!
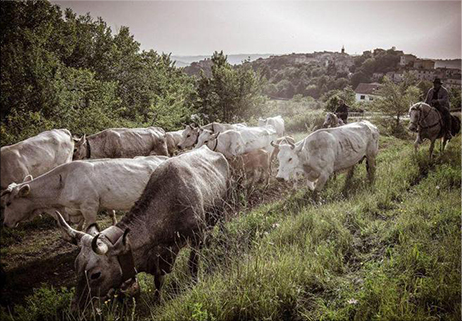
[433,77,442,85]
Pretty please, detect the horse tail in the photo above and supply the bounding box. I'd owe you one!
[451,115,461,136]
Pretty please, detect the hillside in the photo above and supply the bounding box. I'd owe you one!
[2,134,460,321]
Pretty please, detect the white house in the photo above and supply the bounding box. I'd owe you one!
[354,83,381,103]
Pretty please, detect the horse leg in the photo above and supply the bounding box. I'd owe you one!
[414,135,421,154]
[429,139,436,159]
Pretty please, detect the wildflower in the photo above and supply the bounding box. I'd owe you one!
[348,298,358,305]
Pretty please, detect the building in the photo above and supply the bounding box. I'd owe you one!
[386,71,404,83]
[372,72,384,81]
[399,54,417,67]
[354,82,381,102]
[409,69,436,82]
[414,59,435,70]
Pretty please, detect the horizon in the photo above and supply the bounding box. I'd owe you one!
[52,1,461,60]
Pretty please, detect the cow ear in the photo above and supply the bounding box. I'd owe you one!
[23,175,33,183]
[111,228,130,256]
[18,184,30,197]
[86,223,100,236]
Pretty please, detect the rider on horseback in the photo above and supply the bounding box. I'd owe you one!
[425,78,451,139]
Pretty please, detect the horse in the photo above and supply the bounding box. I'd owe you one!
[408,102,461,158]
[322,112,344,128]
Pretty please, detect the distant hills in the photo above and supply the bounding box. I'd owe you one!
[172,54,272,67]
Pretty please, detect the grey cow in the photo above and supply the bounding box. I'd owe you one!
[73,127,168,160]
[57,146,230,310]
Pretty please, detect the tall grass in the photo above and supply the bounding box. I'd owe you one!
[1,136,460,321]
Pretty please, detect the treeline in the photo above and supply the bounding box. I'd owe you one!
[0,1,264,146]
[246,49,405,100]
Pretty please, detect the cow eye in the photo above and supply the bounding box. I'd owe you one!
[288,158,292,162]
[187,135,190,138]
[74,149,77,153]
[6,202,11,207]
[91,272,101,280]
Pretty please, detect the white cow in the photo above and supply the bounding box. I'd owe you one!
[1,129,74,192]
[178,122,246,150]
[2,156,167,229]
[258,115,285,137]
[165,129,184,156]
[274,121,379,192]
[201,126,277,158]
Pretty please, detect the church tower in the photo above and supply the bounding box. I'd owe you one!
[341,45,345,54]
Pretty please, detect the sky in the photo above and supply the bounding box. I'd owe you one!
[52,1,461,59]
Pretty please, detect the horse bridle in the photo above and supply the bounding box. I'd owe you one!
[411,105,441,130]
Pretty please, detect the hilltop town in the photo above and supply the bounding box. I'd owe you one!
[181,47,461,104]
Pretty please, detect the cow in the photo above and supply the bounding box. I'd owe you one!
[2,156,168,230]
[269,136,295,165]
[1,129,74,195]
[273,121,379,192]
[56,146,229,310]
[199,126,277,159]
[258,115,285,137]
[228,149,271,187]
[322,112,345,128]
[177,122,246,150]
[73,127,168,160]
[165,129,184,156]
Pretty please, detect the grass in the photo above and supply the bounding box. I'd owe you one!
[1,135,460,321]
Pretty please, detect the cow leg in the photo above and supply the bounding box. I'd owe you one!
[366,157,376,183]
[314,172,330,192]
[153,270,164,302]
[79,205,98,231]
[188,246,201,284]
[345,165,355,185]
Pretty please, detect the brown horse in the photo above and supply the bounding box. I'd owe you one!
[408,102,460,158]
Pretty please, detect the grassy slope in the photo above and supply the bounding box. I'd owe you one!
[1,135,460,321]
[150,136,461,321]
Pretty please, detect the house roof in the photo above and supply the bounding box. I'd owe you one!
[355,82,381,95]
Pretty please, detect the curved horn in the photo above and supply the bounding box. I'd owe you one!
[288,141,296,149]
[56,211,86,244]
[271,140,280,148]
[91,233,109,255]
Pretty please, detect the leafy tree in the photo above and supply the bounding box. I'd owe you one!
[373,76,421,128]
[195,51,264,122]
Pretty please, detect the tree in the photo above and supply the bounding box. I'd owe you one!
[195,51,264,122]
[373,77,421,128]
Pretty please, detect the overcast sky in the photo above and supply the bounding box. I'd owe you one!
[52,1,461,59]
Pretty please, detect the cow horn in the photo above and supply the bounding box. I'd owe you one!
[271,141,280,148]
[56,211,86,244]
[288,141,296,149]
[91,233,109,255]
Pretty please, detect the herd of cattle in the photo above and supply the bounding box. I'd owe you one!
[0,114,380,309]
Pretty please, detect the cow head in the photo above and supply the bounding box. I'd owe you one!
[178,124,199,150]
[56,212,134,310]
[195,129,215,148]
[73,135,87,160]
[2,176,35,227]
[273,140,300,182]
[258,118,267,127]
